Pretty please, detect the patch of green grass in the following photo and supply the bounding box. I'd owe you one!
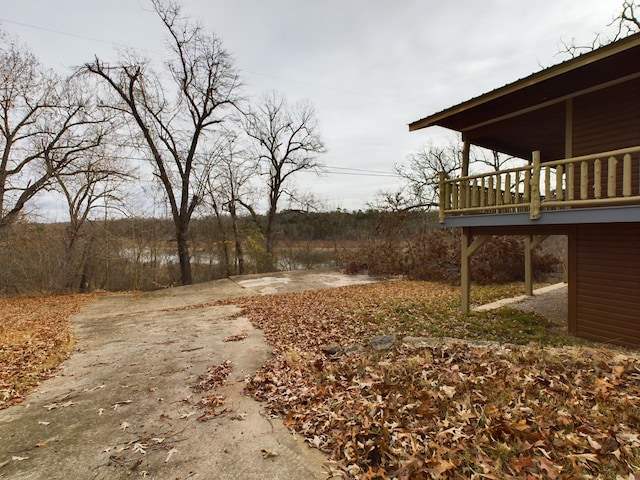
[464,308,574,345]
[364,282,582,347]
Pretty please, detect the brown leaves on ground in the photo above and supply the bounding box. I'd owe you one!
[0,294,97,408]
[191,361,232,392]
[227,280,640,479]
[191,361,234,420]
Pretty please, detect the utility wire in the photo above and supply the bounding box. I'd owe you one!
[0,17,381,100]
[0,17,137,51]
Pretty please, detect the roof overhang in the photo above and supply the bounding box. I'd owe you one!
[409,33,640,160]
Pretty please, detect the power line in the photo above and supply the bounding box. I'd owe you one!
[317,169,399,178]
[63,153,400,178]
[0,17,138,51]
[0,17,381,100]
[319,165,399,176]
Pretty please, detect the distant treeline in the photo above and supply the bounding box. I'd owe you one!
[0,208,561,295]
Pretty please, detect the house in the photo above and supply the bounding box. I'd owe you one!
[409,32,640,348]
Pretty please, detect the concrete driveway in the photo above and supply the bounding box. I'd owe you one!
[0,270,377,480]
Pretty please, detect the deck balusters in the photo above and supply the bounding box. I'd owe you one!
[438,147,640,222]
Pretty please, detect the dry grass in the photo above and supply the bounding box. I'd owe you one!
[2,280,639,478]
[0,294,97,408]
[230,280,640,479]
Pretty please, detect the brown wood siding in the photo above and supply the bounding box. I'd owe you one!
[573,78,640,156]
[575,223,640,347]
[570,78,640,199]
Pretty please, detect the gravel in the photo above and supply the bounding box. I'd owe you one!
[507,283,568,327]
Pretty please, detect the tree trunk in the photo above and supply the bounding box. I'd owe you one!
[264,208,276,272]
[218,229,232,278]
[213,205,232,278]
[176,227,193,285]
[229,209,244,275]
[235,239,244,275]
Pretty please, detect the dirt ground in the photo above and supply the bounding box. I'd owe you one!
[0,270,377,480]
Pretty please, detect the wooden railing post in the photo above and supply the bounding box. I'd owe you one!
[488,176,495,208]
[608,156,618,197]
[567,163,575,201]
[524,170,531,202]
[505,172,512,206]
[545,166,551,200]
[556,165,564,201]
[452,184,459,210]
[580,161,589,200]
[623,154,632,197]
[530,151,541,220]
[594,159,602,199]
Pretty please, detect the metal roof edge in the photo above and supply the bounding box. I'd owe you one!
[408,32,640,132]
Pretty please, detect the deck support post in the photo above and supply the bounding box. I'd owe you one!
[462,140,470,177]
[439,172,446,224]
[530,150,541,220]
[524,235,550,296]
[461,229,492,313]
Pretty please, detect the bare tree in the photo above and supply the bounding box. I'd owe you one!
[53,140,130,291]
[243,91,325,268]
[383,142,520,212]
[0,34,106,231]
[557,1,640,60]
[203,130,258,275]
[390,142,464,211]
[84,0,241,285]
[614,1,640,39]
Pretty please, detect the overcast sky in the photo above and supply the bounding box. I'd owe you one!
[0,0,624,215]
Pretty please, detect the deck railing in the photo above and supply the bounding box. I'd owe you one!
[439,146,640,223]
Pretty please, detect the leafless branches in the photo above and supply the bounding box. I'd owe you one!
[242,90,325,265]
[0,38,109,230]
[84,0,241,284]
[556,1,640,60]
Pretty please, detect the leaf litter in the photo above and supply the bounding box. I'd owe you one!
[0,294,98,409]
[191,360,234,419]
[223,280,640,479]
[2,281,639,478]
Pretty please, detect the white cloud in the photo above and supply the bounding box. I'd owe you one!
[0,0,624,213]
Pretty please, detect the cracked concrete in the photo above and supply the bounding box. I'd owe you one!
[0,270,378,480]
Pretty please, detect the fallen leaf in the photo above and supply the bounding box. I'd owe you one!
[132,442,146,454]
[112,400,132,409]
[165,448,177,463]
[43,400,74,411]
[223,332,248,342]
[261,449,278,459]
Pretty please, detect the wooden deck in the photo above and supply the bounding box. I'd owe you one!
[439,146,640,223]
